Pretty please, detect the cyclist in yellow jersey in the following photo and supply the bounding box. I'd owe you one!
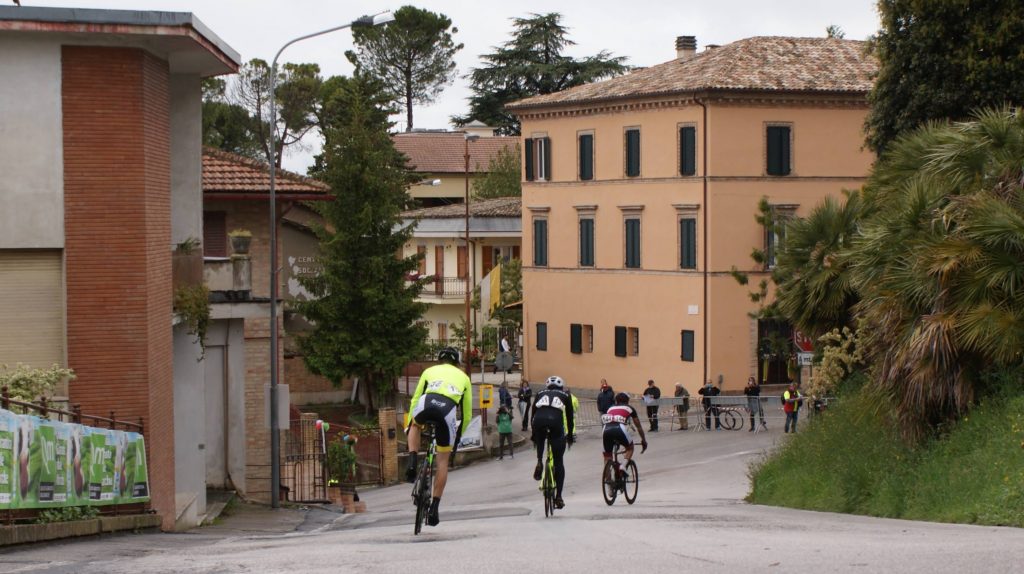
[563,387,581,438]
[405,347,472,527]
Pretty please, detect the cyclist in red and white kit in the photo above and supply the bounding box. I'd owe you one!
[601,392,648,464]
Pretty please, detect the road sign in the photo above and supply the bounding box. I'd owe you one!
[479,384,494,409]
[494,352,514,371]
[798,352,814,366]
[793,330,814,353]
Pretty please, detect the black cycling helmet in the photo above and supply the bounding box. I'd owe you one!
[437,346,460,365]
[615,392,630,405]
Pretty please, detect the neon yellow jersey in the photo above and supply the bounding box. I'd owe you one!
[407,363,473,433]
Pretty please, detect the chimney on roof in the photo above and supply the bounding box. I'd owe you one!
[676,36,697,60]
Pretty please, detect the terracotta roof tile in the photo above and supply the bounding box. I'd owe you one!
[202,147,329,194]
[508,37,877,110]
[401,197,521,219]
[392,132,517,174]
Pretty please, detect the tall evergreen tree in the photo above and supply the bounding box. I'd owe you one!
[865,0,1024,154]
[201,78,263,159]
[346,5,463,132]
[454,13,628,135]
[296,74,427,407]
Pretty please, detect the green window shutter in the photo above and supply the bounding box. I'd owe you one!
[614,326,627,357]
[626,129,640,177]
[534,219,548,267]
[579,134,593,181]
[767,126,791,176]
[542,137,552,181]
[681,330,695,362]
[680,218,696,269]
[680,126,696,176]
[570,323,582,354]
[537,322,547,351]
[625,219,641,268]
[579,218,594,267]
[525,138,535,181]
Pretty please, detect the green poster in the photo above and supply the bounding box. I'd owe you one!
[28,422,58,504]
[53,426,69,504]
[68,427,87,505]
[123,434,149,501]
[0,411,15,507]
[86,430,115,503]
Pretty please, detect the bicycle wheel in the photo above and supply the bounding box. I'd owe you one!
[622,459,639,504]
[601,460,618,506]
[413,455,432,535]
[720,409,738,430]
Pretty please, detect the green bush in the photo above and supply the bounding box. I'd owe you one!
[36,506,98,524]
[748,371,1024,527]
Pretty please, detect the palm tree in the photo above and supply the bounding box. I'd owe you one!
[851,108,1024,440]
[773,191,863,339]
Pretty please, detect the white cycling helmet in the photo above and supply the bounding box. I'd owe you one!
[545,375,564,389]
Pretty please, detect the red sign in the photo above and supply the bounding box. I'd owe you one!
[793,330,814,353]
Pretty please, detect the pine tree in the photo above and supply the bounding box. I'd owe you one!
[296,74,428,408]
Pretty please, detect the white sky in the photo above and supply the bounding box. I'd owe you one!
[27,0,881,173]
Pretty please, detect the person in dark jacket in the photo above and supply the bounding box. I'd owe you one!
[698,380,721,430]
[596,379,615,415]
[642,379,661,432]
[744,376,766,431]
[517,380,532,431]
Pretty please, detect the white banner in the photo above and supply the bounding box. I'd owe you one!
[457,415,482,450]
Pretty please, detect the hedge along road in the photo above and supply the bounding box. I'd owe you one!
[4,424,1024,573]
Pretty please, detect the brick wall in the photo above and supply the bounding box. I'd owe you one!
[243,315,285,503]
[62,47,176,529]
[204,200,278,299]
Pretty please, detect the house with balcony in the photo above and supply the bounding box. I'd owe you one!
[507,35,876,395]
[400,198,521,347]
[201,147,330,502]
[0,6,239,530]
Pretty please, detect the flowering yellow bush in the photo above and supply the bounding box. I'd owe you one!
[0,362,75,408]
[805,323,863,397]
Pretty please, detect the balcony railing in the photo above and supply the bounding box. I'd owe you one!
[409,275,468,299]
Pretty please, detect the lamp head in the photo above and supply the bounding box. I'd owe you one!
[353,11,394,28]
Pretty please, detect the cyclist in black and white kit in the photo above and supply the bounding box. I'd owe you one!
[602,392,648,464]
[530,375,575,509]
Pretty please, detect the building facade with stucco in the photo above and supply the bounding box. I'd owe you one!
[508,36,876,396]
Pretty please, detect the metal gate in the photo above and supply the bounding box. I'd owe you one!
[282,415,327,502]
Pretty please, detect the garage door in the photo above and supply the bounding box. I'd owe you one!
[0,251,65,378]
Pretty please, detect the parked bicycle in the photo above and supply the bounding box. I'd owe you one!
[602,444,639,505]
[410,423,437,535]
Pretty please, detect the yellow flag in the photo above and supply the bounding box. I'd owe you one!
[489,263,502,315]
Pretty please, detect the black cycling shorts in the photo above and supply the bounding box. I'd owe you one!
[411,394,459,452]
[602,424,633,454]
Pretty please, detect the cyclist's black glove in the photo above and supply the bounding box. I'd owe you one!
[641,440,648,453]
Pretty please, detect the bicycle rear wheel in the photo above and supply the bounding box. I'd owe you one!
[622,459,639,504]
[413,457,432,535]
[601,460,618,506]
[720,409,739,430]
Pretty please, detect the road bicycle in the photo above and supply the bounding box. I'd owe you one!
[717,407,743,430]
[538,441,557,517]
[410,423,436,535]
[602,444,639,505]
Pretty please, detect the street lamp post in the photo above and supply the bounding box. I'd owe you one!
[463,134,479,376]
[266,11,393,509]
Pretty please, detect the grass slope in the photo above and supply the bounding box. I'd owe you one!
[748,384,1024,527]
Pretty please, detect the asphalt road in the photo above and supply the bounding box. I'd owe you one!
[2,423,1022,573]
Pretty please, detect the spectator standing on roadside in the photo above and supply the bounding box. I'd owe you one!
[496,406,514,459]
[517,380,532,431]
[783,382,803,433]
[498,382,513,411]
[698,380,721,430]
[596,379,615,415]
[673,382,690,430]
[744,376,766,431]
[642,380,661,432]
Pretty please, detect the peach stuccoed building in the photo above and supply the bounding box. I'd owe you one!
[507,36,877,396]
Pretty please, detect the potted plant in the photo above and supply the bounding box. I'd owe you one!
[325,435,358,507]
[228,229,252,255]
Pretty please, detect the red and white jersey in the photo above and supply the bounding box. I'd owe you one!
[601,404,636,426]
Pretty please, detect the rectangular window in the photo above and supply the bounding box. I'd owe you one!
[579,133,594,181]
[203,211,227,257]
[681,330,695,362]
[679,218,697,269]
[625,128,641,177]
[765,209,793,269]
[526,137,552,181]
[579,218,595,267]
[680,126,697,176]
[533,218,548,267]
[583,325,594,353]
[625,218,641,268]
[614,326,627,357]
[570,323,582,354]
[417,245,427,275]
[767,125,791,176]
[628,327,639,356]
[457,245,468,278]
[536,322,548,351]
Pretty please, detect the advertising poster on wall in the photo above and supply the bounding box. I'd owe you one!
[0,408,149,510]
